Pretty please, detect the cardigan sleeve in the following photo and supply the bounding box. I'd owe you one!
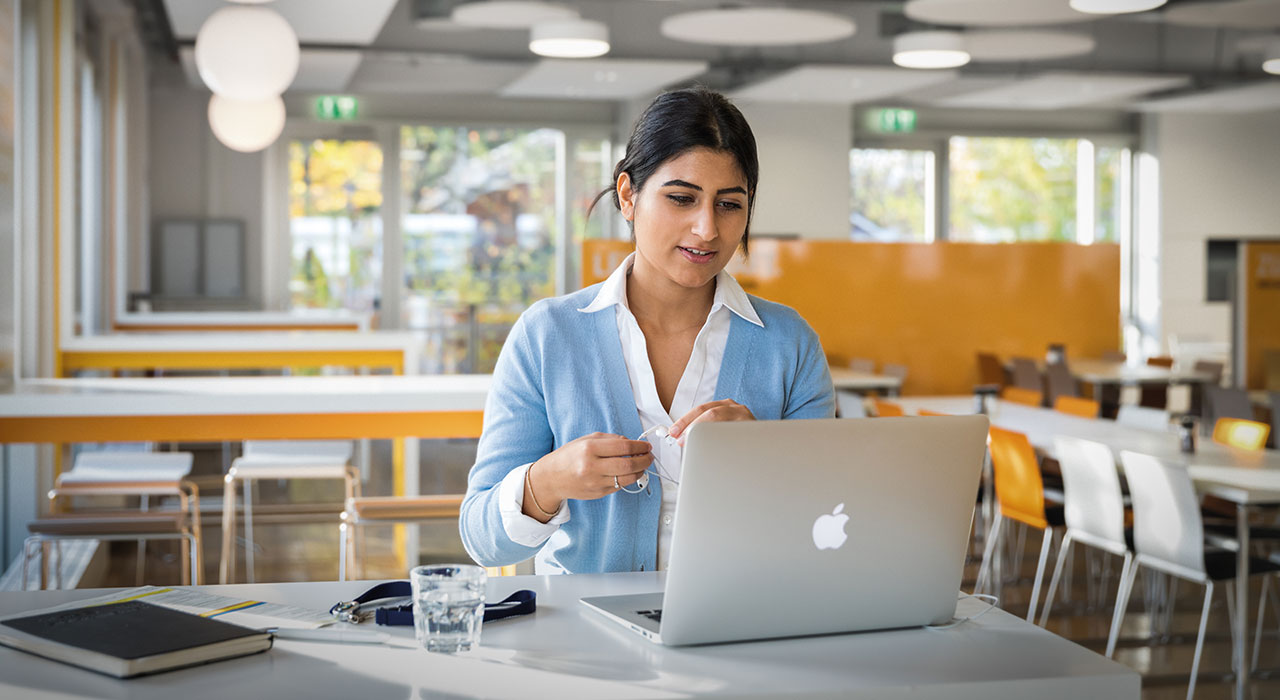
[459,310,559,567]
[782,319,837,421]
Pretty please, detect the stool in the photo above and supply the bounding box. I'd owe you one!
[337,495,517,580]
[26,465,201,589]
[220,440,358,584]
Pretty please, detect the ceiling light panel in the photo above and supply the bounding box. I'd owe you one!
[501,59,709,100]
[933,72,1191,109]
[904,0,1094,27]
[1137,82,1280,112]
[451,1,578,29]
[964,31,1097,62]
[180,47,363,94]
[661,8,855,46]
[1070,0,1167,14]
[164,0,398,44]
[1164,0,1280,29]
[731,66,958,104]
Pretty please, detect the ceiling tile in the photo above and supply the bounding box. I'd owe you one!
[730,65,958,104]
[164,0,399,44]
[501,59,709,100]
[349,54,531,94]
[1137,82,1280,112]
[932,72,1191,109]
[180,47,363,93]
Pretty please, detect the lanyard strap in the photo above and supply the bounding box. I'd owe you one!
[330,581,536,626]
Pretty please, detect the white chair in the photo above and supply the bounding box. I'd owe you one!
[848,357,875,373]
[1115,405,1171,433]
[1038,438,1131,658]
[835,390,867,418]
[220,440,357,584]
[1114,451,1280,700]
[25,450,199,588]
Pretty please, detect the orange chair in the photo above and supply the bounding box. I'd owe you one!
[977,426,1063,622]
[1001,386,1043,407]
[1054,396,1100,419]
[872,400,904,417]
[918,409,950,417]
[1212,418,1271,451]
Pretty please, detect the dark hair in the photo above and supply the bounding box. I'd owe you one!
[590,86,759,254]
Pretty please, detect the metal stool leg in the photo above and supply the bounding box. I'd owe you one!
[244,478,256,584]
[220,473,238,584]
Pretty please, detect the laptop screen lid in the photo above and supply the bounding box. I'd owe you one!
[658,415,989,646]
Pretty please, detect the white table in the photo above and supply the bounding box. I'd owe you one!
[1066,359,1214,387]
[60,331,422,375]
[0,573,1139,699]
[112,311,371,332]
[895,395,1280,700]
[828,367,902,394]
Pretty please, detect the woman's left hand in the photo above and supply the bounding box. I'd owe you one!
[667,399,755,443]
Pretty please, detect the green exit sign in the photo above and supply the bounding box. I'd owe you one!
[865,108,917,134]
[315,95,359,121]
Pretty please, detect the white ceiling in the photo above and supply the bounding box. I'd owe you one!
[156,0,1280,112]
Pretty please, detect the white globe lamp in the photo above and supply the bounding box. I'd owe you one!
[195,6,299,100]
[208,94,286,153]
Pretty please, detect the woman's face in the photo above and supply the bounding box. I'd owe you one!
[619,147,750,291]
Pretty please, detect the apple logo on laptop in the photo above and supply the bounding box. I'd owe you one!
[812,503,849,550]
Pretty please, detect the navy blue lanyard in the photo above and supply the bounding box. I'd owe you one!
[330,581,536,626]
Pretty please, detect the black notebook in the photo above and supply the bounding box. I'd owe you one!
[0,600,272,678]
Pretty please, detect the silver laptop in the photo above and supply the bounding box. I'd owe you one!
[581,415,989,646]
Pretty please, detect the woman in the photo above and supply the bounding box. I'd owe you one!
[460,87,835,574]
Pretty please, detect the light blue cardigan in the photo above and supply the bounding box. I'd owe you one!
[459,283,836,573]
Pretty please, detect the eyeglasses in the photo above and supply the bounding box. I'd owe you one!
[617,425,681,494]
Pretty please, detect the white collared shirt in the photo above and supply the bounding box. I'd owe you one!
[498,251,763,571]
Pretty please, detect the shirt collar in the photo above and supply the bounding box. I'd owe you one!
[577,251,764,328]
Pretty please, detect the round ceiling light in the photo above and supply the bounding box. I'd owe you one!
[530,19,610,58]
[964,30,1096,62]
[195,6,299,100]
[207,94,286,153]
[661,8,855,47]
[1265,39,1280,75]
[905,0,1092,27]
[451,1,578,29]
[893,31,971,69]
[1070,0,1166,13]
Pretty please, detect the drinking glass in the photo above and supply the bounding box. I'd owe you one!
[410,564,486,653]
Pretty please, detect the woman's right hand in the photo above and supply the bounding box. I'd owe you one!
[524,433,653,520]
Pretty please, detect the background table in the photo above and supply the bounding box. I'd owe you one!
[828,367,902,395]
[60,331,421,376]
[0,572,1139,699]
[895,395,1280,700]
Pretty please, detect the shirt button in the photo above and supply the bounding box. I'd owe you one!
[663,515,673,525]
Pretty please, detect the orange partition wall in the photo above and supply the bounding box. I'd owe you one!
[583,240,1121,396]
[1241,242,1280,390]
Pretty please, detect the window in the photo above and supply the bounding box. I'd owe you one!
[949,136,1131,244]
[849,148,934,242]
[950,136,1078,242]
[287,139,383,311]
[400,126,559,374]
